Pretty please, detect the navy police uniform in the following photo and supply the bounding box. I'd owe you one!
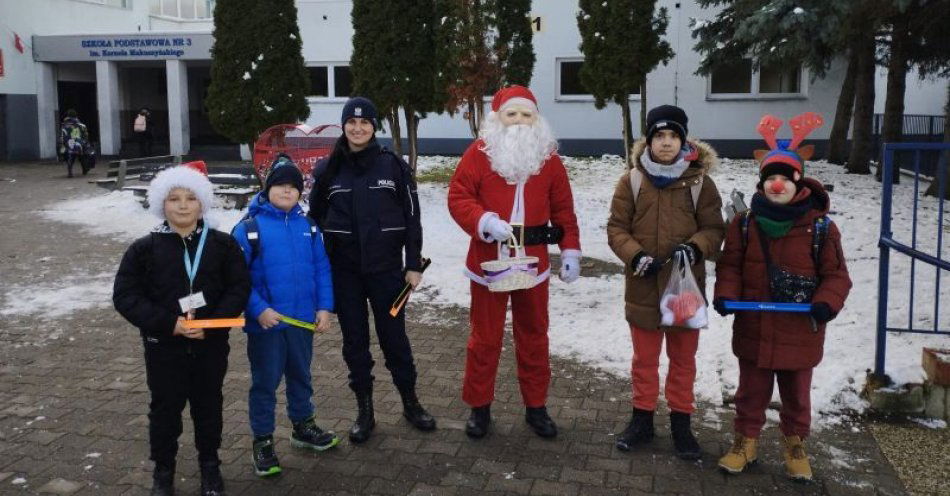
[308,140,423,395]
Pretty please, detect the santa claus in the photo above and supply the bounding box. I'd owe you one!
[448,85,582,439]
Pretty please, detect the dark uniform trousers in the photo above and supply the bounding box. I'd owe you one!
[334,267,418,394]
[143,338,229,466]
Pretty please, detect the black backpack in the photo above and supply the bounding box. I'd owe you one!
[234,214,319,262]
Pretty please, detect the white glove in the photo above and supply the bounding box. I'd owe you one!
[559,255,581,283]
[483,216,513,243]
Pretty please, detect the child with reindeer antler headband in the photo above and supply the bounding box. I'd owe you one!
[712,113,852,481]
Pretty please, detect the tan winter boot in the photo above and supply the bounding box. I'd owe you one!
[783,435,813,481]
[718,434,758,474]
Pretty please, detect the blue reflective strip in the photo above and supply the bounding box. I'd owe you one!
[721,301,812,313]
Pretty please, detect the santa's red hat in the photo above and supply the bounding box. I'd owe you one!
[491,85,538,113]
[181,160,208,176]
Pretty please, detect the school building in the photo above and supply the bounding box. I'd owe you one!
[0,0,945,161]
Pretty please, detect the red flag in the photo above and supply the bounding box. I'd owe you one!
[14,33,24,54]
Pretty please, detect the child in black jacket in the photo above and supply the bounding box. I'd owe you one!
[113,164,250,496]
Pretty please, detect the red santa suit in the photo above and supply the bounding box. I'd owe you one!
[448,117,581,408]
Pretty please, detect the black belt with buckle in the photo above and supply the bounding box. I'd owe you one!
[511,224,564,246]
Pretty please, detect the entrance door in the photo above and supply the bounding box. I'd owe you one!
[57,81,98,145]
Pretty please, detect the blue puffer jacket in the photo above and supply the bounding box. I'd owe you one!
[232,192,334,334]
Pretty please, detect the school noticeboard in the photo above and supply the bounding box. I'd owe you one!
[32,33,213,62]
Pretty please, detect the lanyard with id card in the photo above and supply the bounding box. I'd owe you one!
[178,226,209,316]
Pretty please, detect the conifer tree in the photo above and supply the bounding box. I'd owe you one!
[446,0,502,137]
[577,0,673,160]
[206,0,310,149]
[494,0,534,86]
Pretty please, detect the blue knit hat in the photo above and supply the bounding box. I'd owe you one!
[341,97,378,131]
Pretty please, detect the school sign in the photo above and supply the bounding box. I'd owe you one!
[32,33,213,62]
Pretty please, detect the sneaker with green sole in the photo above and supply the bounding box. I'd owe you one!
[251,435,282,477]
[291,416,341,451]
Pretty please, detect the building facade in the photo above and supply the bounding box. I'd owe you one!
[0,0,945,161]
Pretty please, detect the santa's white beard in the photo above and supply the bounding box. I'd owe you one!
[479,113,558,184]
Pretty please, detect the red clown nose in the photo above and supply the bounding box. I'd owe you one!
[770,178,787,194]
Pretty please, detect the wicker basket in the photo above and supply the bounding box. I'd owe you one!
[481,255,539,292]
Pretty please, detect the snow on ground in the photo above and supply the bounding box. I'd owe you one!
[23,155,950,427]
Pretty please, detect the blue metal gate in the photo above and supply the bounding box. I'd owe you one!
[875,142,950,376]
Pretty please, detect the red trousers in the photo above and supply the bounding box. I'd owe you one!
[734,358,813,439]
[463,280,550,408]
[630,326,699,414]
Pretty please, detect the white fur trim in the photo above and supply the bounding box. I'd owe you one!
[498,97,538,112]
[146,166,214,220]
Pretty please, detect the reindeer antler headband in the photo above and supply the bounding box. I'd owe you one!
[753,112,824,176]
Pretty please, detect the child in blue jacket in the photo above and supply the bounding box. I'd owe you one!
[232,155,338,477]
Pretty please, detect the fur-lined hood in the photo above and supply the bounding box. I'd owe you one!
[628,138,719,175]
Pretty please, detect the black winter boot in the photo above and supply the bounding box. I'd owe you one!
[525,406,558,438]
[616,408,655,451]
[670,412,702,460]
[349,389,375,444]
[199,459,225,496]
[465,405,491,439]
[400,389,436,431]
[151,461,175,496]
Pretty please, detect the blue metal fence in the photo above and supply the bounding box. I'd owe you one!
[875,142,950,377]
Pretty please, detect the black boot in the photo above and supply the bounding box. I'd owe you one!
[465,405,491,439]
[670,412,702,460]
[151,461,175,496]
[292,416,340,451]
[400,389,436,431]
[349,388,375,444]
[616,408,655,451]
[525,406,558,438]
[199,459,225,496]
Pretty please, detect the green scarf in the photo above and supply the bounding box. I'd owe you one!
[754,215,794,238]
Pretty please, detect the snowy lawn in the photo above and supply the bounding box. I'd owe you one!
[21,154,950,426]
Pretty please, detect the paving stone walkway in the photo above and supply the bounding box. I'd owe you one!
[0,162,908,495]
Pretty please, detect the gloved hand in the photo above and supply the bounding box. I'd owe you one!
[631,252,664,277]
[483,216,513,243]
[712,298,733,316]
[673,243,702,266]
[559,254,581,283]
[810,302,835,324]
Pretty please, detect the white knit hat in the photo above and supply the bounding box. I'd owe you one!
[146,166,214,220]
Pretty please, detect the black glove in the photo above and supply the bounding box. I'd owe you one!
[810,302,835,324]
[673,243,702,266]
[631,252,664,277]
[713,298,733,316]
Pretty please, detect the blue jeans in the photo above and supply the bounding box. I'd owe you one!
[247,326,314,436]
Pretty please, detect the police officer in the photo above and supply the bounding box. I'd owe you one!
[308,97,435,443]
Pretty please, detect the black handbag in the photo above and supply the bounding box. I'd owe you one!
[756,223,819,304]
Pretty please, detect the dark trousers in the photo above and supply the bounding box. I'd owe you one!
[333,267,417,394]
[733,358,813,439]
[136,131,153,157]
[143,338,229,466]
[246,327,314,436]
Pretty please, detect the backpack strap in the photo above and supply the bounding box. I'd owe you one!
[812,215,829,267]
[237,217,260,261]
[628,168,643,205]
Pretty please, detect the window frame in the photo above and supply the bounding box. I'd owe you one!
[555,57,641,102]
[306,62,352,103]
[73,0,132,9]
[149,0,215,19]
[706,58,809,101]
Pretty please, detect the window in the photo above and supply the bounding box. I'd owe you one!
[308,67,329,97]
[307,64,351,99]
[556,58,639,100]
[709,58,805,98]
[76,0,130,7]
[559,60,586,96]
[710,59,753,94]
[333,66,352,97]
[150,0,215,18]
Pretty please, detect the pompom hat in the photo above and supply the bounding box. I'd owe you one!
[146,165,214,220]
[491,85,538,113]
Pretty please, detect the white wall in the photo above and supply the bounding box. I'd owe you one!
[875,67,948,115]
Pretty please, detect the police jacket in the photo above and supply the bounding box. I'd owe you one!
[113,221,251,345]
[308,141,423,274]
[231,193,334,333]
